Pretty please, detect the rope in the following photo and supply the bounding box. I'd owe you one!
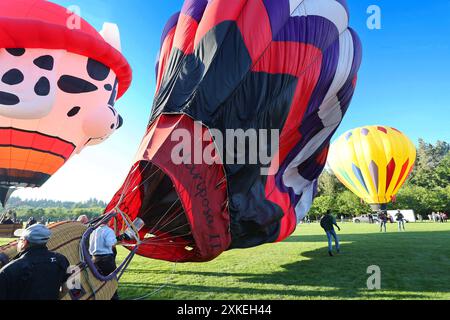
[132,261,179,300]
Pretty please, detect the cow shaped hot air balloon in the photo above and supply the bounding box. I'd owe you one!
[0,0,132,206]
[328,126,417,211]
[106,0,362,262]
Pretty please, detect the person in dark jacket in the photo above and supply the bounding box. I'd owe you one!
[25,216,37,228]
[320,210,341,256]
[0,224,70,300]
[379,211,388,232]
[395,210,405,231]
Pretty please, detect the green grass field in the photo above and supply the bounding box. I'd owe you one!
[2,222,449,300]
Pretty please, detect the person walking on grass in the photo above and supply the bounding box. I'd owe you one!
[395,210,406,231]
[320,210,341,257]
[379,211,388,232]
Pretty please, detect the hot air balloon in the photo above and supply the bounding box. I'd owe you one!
[105,0,362,262]
[328,126,417,211]
[0,0,132,206]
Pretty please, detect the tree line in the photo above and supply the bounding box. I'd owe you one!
[3,198,107,223]
[309,139,449,219]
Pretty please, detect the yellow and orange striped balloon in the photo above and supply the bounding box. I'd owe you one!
[328,126,416,209]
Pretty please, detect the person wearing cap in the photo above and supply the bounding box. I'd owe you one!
[0,224,71,300]
[89,223,119,300]
[77,215,89,225]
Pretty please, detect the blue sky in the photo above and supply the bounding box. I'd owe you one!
[15,0,450,201]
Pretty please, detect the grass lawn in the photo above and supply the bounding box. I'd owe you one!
[2,222,449,300]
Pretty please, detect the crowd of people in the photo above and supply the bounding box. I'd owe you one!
[428,212,448,223]
[317,208,448,258]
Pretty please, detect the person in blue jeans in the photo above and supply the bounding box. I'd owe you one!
[320,210,341,256]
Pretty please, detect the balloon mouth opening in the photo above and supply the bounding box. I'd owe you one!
[133,161,196,251]
[106,114,232,262]
[110,160,198,262]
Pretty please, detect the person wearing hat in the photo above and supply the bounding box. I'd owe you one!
[77,215,90,225]
[0,224,71,300]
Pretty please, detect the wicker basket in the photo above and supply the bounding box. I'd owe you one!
[0,223,22,238]
[0,221,118,300]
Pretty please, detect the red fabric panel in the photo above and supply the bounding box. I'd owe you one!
[148,115,230,261]
[393,159,409,191]
[156,28,176,94]
[0,0,132,98]
[386,158,396,191]
[352,75,357,88]
[172,14,199,55]
[377,126,388,134]
[0,128,75,160]
[235,0,272,64]
[194,0,271,64]
[316,145,329,166]
[106,115,230,262]
[253,42,322,77]
[194,0,245,47]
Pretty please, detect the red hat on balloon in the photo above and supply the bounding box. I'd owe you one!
[0,0,132,98]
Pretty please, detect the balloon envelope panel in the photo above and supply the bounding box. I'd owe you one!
[108,0,362,262]
[0,0,132,205]
[328,126,417,206]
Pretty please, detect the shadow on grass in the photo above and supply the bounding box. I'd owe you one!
[121,230,450,300]
[119,282,428,300]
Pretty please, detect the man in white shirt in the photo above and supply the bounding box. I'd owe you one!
[89,223,119,300]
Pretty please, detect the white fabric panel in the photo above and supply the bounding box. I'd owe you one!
[291,0,349,34]
[319,29,354,127]
[294,179,315,222]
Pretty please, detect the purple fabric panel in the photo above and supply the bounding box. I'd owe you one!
[262,0,290,36]
[297,143,328,181]
[352,163,369,193]
[160,12,180,48]
[348,28,363,78]
[180,0,209,22]
[345,131,353,140]
[369,160,379,192]
[305,40,340,116]
[336,30,362,114]
[274,16,339,51]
